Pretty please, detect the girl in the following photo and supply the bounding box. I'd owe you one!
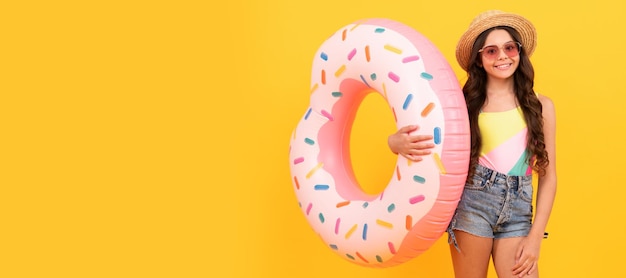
[388,10,557,278]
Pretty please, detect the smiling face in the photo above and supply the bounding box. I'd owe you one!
[479,29,520,81]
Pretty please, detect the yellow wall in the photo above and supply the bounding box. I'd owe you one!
[4,0,625,277]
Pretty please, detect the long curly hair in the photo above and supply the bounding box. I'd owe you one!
[463,26,549,178]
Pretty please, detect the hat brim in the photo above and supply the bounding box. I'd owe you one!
[456,13,537,71]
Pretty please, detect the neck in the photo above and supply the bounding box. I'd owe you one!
[486,77,515,96]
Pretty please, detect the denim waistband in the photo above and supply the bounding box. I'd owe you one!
[474,164,531,190]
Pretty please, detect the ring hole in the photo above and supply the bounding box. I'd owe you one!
[350,92,397,196]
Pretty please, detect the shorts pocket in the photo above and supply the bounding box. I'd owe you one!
[464,175,488,190]
[519,183,534,203]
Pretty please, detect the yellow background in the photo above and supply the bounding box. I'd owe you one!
[3,0,625,277]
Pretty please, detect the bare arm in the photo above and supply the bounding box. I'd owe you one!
[530,95,557,240]
[513,95,557,277]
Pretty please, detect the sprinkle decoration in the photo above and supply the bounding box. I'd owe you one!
[335,65,346,77]
[360,74,371,88]
[376,219,393,229]
[434,153,446,174]
[321,109,334,121]
[405,215,413,230]
[420,72,433,80]
[356,252,369,263]
[434,127,442,144]
[310,83,318,94]
[293,157,304,164]
[384,44,402,54]
[421,102,435,117]
[294,176,300,190]
[402,94,413,110]
[388,242,397,254]
[388,72,400,83]
[402,55,420,63]
[396,165,401,180]
[413,175,426,184]
[306,162,323,179]
[362,223,368,240]
[345,224,358,239]
[348,48,357,60]
[314,184,330,190]
[409,195,425,204]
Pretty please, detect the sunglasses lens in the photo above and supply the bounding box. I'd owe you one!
[504,42,520,56]
[483,46,499,58]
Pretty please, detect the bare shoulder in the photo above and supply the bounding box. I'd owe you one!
[537,93,555,115]
[537,94,554,108]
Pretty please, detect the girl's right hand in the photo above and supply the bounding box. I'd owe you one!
[387,125,435,162]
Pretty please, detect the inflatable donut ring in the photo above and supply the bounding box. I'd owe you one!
[289,18,470,267]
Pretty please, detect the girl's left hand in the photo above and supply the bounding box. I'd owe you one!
[512,235,541,277]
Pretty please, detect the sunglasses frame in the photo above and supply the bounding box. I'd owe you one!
[478,41,522,59]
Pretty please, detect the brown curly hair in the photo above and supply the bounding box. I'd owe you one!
[463,26,549,178]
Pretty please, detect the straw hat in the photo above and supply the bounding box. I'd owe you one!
[456,10,537,71]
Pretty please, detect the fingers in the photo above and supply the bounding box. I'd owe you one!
[527,262,537,276]
[514,262,536,277]
[398,125,419,134]
[402,154,423,162]
[412,141,435,150]
[406,135,434,150]
[403,150,430,162]
[409,134,434,143]
[407,147,432,156]
[512,261,526,276]
[406,138,435,153]
[512,260,532,277]
[512,256,537,277]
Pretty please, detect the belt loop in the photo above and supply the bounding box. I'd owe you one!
[488,168,497,185]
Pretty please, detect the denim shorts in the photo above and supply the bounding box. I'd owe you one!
[448,164,533,251]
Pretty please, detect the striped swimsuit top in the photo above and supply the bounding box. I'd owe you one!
[478,106,532,176]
